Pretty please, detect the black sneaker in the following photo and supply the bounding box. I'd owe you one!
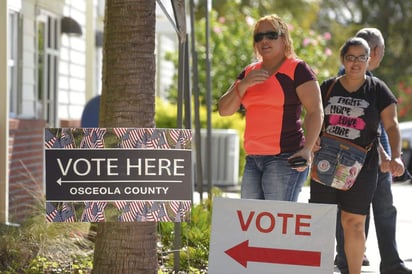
[335,254,369,267]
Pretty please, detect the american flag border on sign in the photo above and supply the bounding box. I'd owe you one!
[44,128,193,223]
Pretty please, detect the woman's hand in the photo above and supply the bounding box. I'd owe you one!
[288,148,312,172]
[380,157,391,173]
[312,137,321,152]
[378,142,391,173]
[390,157,405,177]
[241,69,270,88]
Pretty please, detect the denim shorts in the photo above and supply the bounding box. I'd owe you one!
[241,154,308,201]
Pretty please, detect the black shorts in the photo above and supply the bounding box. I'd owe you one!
[309,150,379,215]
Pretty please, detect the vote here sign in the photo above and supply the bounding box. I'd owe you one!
[208,197,337,274]
[44,128,193,223]
[45,148,191,201]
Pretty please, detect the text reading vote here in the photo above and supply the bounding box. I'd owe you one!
[237,210,312,235]
[57,157,186,177]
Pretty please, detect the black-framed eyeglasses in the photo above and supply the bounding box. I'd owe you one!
[344,55,369,63]
[254,31,281,43]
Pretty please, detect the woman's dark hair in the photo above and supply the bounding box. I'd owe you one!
[340,37,370,58]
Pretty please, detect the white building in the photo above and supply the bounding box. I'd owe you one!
[1,0,179,223]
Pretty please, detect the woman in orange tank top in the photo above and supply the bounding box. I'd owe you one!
[218,14,323,201]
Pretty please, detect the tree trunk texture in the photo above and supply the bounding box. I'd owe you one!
[93,222,158,273]
[92,1,157,273]
[99,0,156,128]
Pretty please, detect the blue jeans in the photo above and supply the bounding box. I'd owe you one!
[241,154,308,201]
[335,170,404,272]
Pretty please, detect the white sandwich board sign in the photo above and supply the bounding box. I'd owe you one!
[208,197,337,274]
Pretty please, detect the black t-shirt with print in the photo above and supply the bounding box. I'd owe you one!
[320,75,397,148]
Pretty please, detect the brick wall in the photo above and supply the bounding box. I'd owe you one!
[60,119,81,127]
[8,119,45,223]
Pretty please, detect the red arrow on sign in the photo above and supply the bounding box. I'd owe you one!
[225,240,321,268]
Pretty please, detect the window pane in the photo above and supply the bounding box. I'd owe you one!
[8,11,19,116]
[37,21,45,101]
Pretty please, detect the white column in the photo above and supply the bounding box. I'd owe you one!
[85,0,96,101]
[0,0,9,224]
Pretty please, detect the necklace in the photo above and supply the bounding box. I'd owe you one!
[262,57,285,75]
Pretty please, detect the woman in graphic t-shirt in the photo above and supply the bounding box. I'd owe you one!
[310,37,404,274]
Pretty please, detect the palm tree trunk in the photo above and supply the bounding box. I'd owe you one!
[92,1,157,273]
[93,222,157,273]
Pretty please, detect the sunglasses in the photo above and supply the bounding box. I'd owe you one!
[254,31,281,43]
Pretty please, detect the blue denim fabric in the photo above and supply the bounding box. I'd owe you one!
[241,154,308,201]
[373,172,404,272]
[312,135,367,190]
[379,124,391,156]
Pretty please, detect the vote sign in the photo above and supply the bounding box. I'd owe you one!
[208,197,337,274]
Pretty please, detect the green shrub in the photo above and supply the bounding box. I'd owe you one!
[27,254,93,274]
[0,200,93,273]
